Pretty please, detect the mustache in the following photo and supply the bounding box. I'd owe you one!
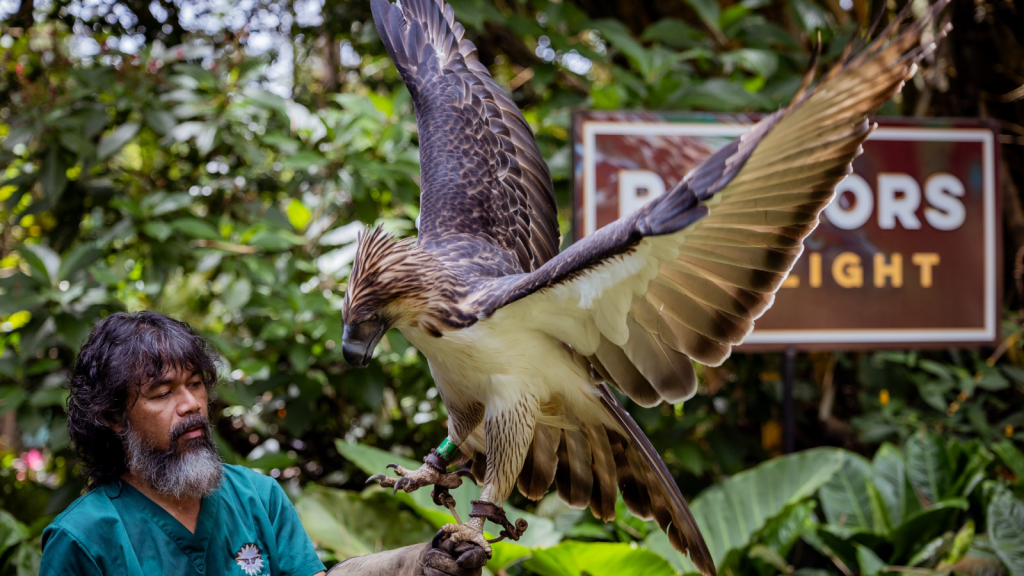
[169,413,212,448]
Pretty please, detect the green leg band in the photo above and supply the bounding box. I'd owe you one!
[437,437,458,460]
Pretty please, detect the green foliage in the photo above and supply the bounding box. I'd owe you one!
[852,349,1024,447]
[988,486,1024,575]
[294,484,435,561]
[523,542,676,576]
[646,447,845,572]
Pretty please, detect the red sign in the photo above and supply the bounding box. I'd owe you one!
[573,111,1001,349]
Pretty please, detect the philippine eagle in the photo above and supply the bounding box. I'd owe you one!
[341,1,949,573]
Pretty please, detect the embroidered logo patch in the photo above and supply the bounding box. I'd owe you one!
[235,543,265,576]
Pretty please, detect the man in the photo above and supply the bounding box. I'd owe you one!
[41,311,485,576]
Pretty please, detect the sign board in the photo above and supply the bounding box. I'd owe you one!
[573,111,1001,349]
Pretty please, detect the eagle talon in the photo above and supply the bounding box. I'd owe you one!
[367,461,463,498]
[442,522,492,558]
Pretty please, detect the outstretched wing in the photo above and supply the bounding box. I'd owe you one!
[487,0,950,405]
[371,0,559,272]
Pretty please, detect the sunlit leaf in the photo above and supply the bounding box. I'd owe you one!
[525,542,676,576]
[285,199,312,231]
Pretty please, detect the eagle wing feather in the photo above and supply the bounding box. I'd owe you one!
[370,0,559,272]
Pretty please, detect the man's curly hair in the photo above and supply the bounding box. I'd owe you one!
[67,311,219,488]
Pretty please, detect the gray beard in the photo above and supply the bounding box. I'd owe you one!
[122,414,223,500]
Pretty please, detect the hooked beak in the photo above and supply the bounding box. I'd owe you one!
[342,319,386,368]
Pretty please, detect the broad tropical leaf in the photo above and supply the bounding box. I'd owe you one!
[295,485,434,560]
[819,453,876,534]
[645,448,845,572]
[525,541,677,576]
[987,487,1024,575]
[905,431,953,507]
[872,442,922,527]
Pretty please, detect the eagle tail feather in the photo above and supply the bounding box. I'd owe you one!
[516,421,616,526]
[599,383,716,576]
[555,428,594,509]
[516,424,559,500]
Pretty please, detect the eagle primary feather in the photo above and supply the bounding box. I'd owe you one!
[343,1,951,574]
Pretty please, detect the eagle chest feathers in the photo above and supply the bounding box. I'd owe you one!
[401,313,600,423]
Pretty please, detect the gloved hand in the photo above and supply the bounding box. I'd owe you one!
[325,530,489,576]
[418,530,489,576]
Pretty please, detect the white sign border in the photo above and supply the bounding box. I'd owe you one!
[580,120,998,345]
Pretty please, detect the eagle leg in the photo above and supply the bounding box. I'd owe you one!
[442,394,538,556]
[365,454,463,497]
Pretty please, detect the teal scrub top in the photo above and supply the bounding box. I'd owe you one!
[39,464,326,576]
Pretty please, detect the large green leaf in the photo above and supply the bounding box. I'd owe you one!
[819,452,876,535]
[890,499,969,561]
[987,487,1024,575]
[905,430,953,507]
[872,443,922,527]
[524,541,676,576]
[760,500,817,558]
[334,441,561,550]
[646,448,845,572]
[295,485,434,560]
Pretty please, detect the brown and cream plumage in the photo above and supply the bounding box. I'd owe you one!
[341,2,951,574]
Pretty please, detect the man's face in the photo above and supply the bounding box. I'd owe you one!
[125,367,208,452]
[117,366,223,499]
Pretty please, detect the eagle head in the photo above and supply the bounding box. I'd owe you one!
[341,226,441,367]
